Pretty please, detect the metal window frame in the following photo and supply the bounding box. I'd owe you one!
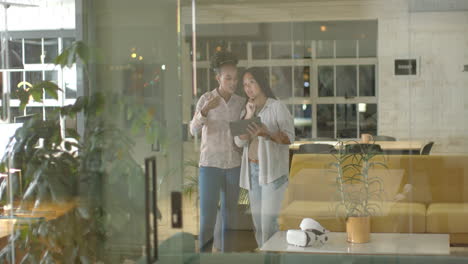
[192,38,378,139]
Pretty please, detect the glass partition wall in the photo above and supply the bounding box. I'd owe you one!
[0,0,467,263]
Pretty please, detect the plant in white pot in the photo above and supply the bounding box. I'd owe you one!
[330,141,387,243]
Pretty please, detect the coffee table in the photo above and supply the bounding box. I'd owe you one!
[260,232,450,255]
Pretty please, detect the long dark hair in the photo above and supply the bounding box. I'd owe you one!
[242,67,276,99]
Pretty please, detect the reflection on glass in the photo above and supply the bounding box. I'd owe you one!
[336,40,357,58]
[359,103,377,135]
[294,66,310,97]
[271,66,292,99]
[359,65,375,96]
[64,66,77,99]
[337,104,357,138]
[44,38,59,64]
[289,104,312,140]
[317,104,334,138]
[271,42,292,59]
[252,41,268,60]
[9,72,23,99]
[196,68,208,96]
[336,65,357,97]
[293,41,310,59]
[24,39,42,64]
[230,41,247,60]
[359,38,377,58]
[316,40,333,58]
[318,66,334,97]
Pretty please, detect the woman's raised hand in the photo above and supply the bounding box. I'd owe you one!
[245,99,256,119]
[201,95,221,116]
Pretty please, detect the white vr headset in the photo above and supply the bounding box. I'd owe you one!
[286,218,329,247]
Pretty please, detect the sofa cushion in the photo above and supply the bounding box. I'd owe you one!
[279,200,426,233]
[427,203,468,233]
[372,202,426,233]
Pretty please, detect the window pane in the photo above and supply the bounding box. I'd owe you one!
[294,66,310,97]
[290,104,312,140]
[336,65,357,97]
[24,39,42,64]
[190,40,207,61]
[196,68,208,96]
[44,71,58,99]
[62,37,75,51]
[209,68,216,90]
[10,107,23,122]
[336,40,357,58]
[359,38,377,58]
[235,66,246,97]
[316,40,333,58]
[317,104,335,138]
[26,71,43,85]
[9,72,23,99]
[271,42,292,59]
[64,66,77,99]
[318,66,334,97]
[208,40,227,61]
[4,39,23,69]
[359,103,377,135]
[359,65,375,96]
[337,103,357,138]
[252,41,268,60]
[271,66,292,99]
[44,38,59,64]
[229,41,247,60]
[293,40,311,59]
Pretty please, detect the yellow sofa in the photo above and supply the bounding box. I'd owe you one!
[279,154,468,244]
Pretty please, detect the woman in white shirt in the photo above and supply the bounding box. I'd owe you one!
[190,50,245,252]
[235,67,295,247]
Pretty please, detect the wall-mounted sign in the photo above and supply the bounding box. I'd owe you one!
[395,59,417,75]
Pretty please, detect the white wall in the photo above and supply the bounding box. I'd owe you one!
[379,11,468,153]
[181,0,468,154]
[0,0,75,31]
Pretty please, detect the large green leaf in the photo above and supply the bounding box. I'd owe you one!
[32,81,62,100]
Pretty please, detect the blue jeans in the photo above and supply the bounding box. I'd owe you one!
[199,166,240,252]
[249,162,288,248]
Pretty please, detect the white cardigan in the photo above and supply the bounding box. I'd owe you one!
[234,98,295,190]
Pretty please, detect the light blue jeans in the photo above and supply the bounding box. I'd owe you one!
[198,166,240,252]
[248,162,288,248]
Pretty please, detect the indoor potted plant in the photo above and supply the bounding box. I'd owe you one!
[330,141,387,243]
